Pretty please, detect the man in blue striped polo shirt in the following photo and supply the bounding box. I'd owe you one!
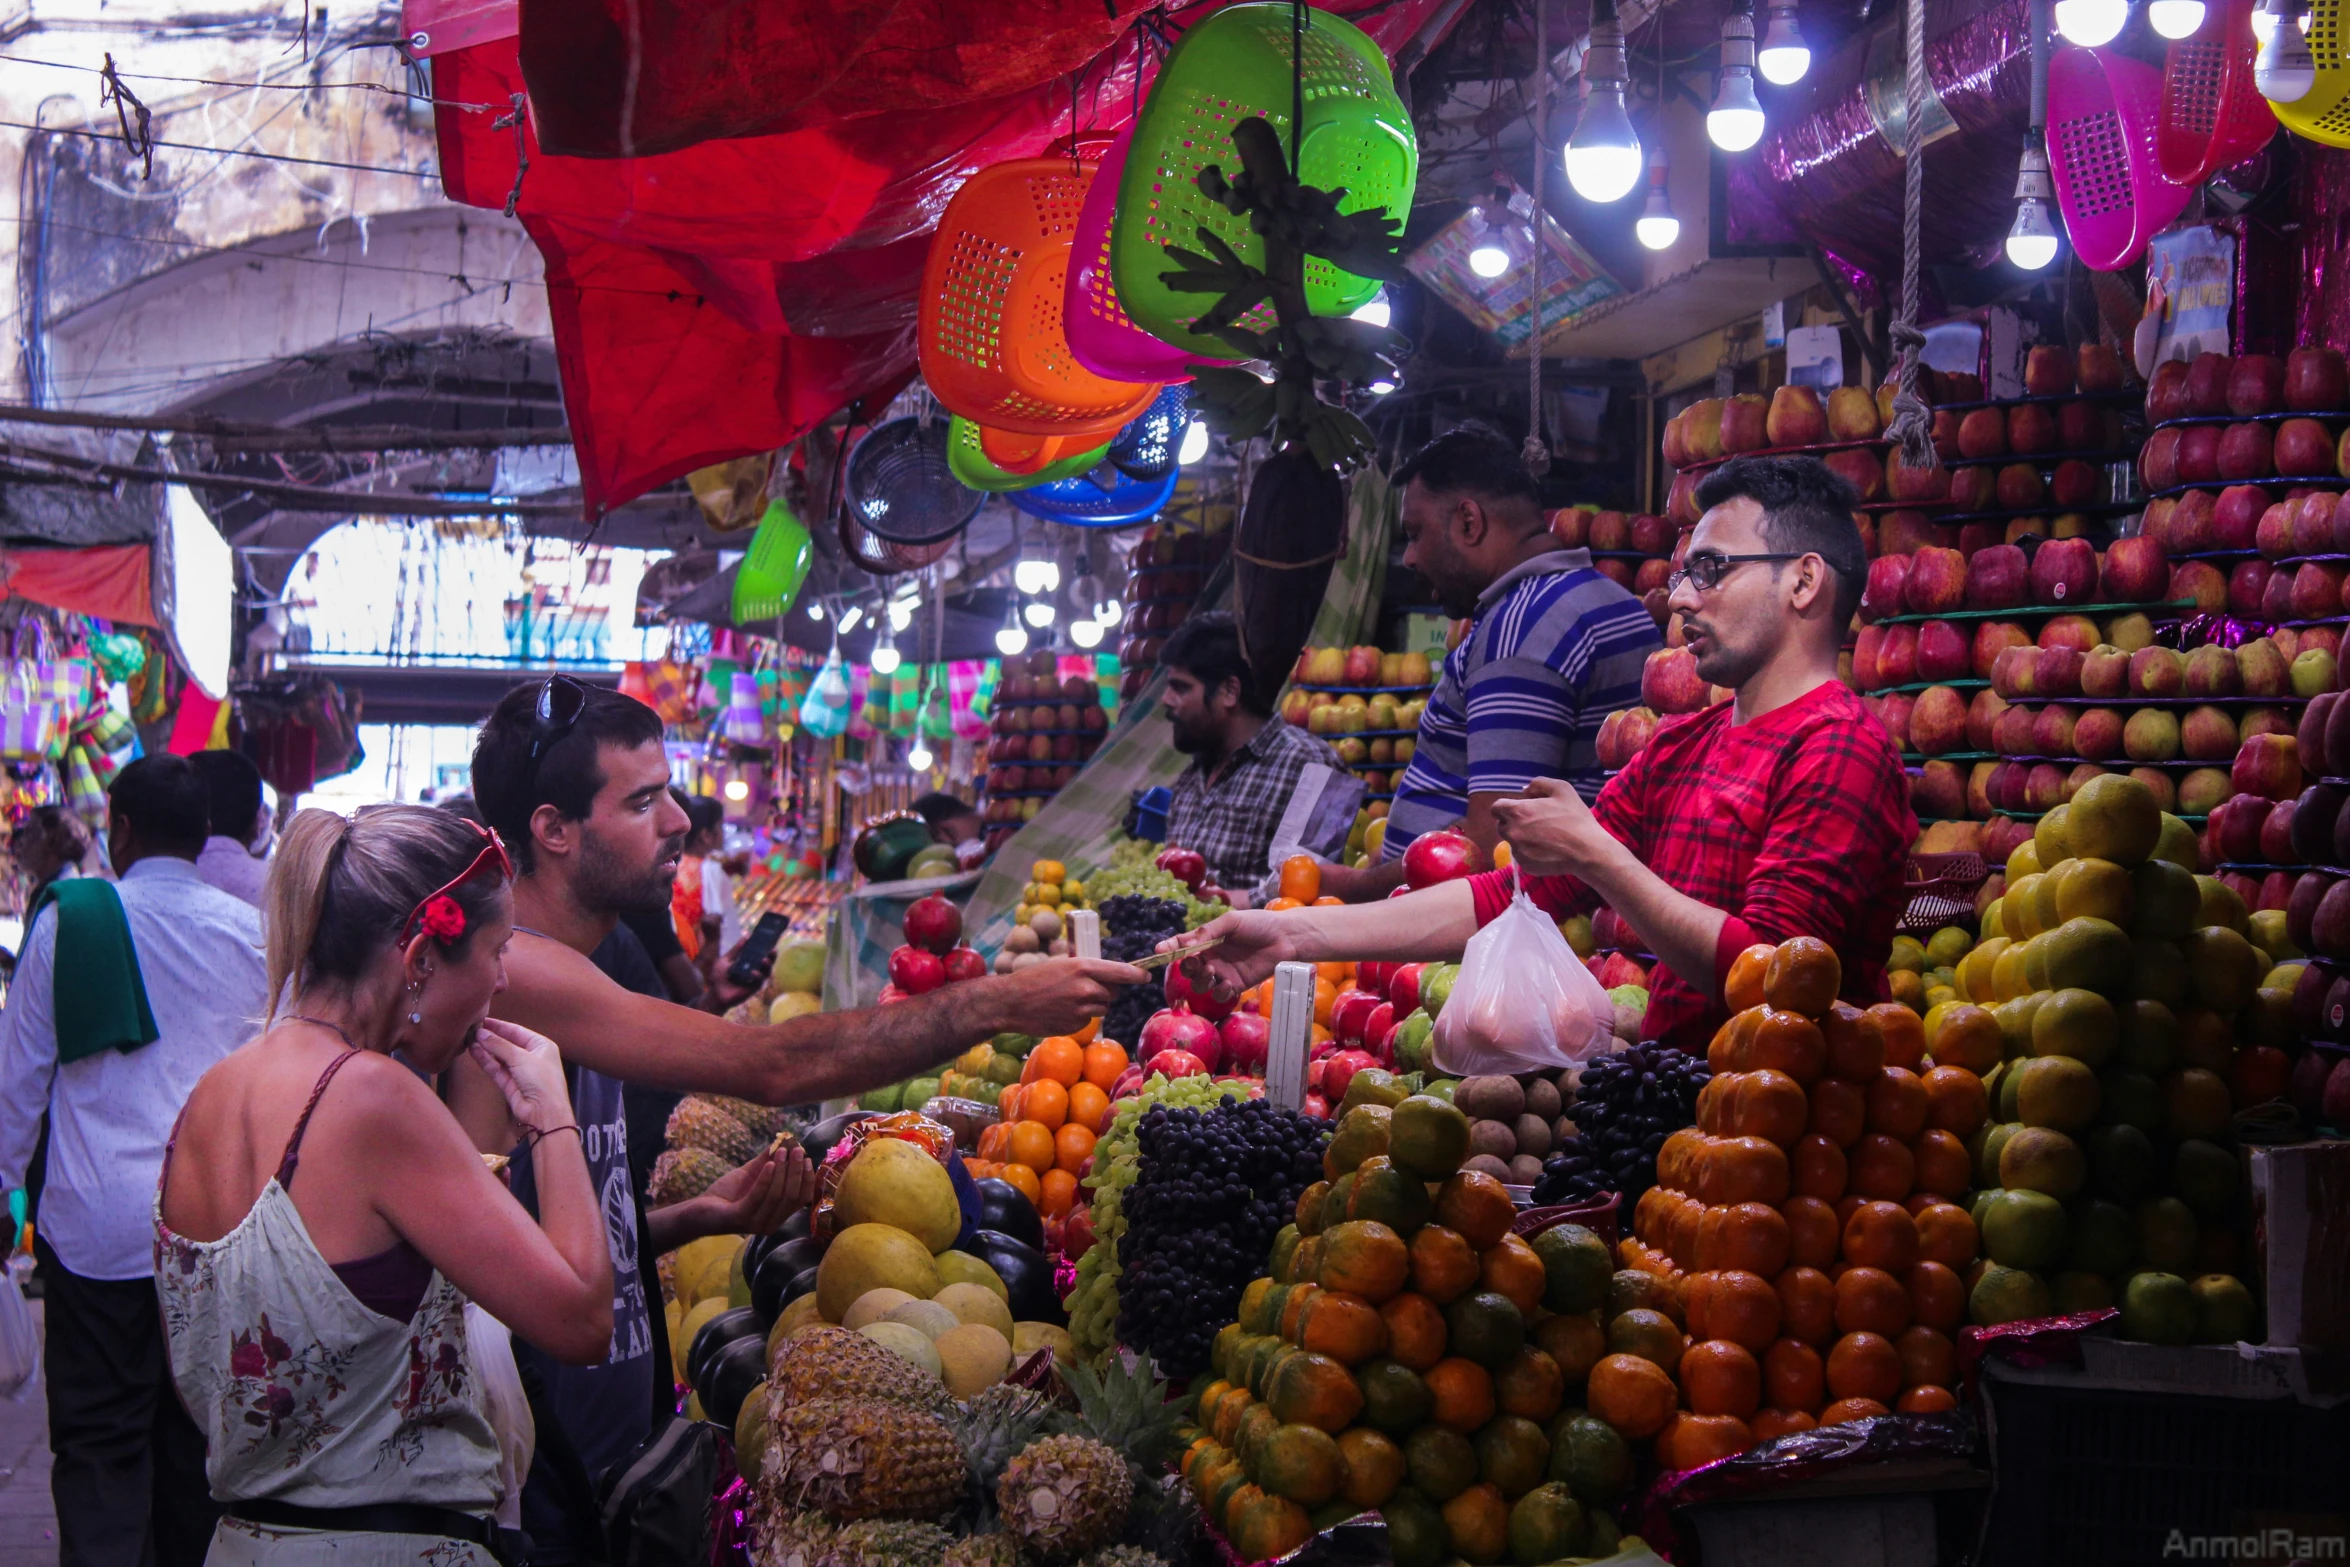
[1321,429,1660,898]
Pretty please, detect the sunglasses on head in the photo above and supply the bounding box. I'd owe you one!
[524,675,589,788]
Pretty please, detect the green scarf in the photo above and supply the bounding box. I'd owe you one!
[27,877,160,1064]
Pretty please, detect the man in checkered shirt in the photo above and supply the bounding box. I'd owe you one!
[1159,613,1363,905]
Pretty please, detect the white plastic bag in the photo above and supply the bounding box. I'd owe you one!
[0,1254,39,1401]
[464,1303,534,1529]
[1430,874,1615,1076]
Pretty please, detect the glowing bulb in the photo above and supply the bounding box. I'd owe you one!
[2054,0,2129,46]
[888,600,914,632]
[1468,242,1512,278]
[1368,379,1397,395]
[1635,152,1680,251]
[1351,291,1392,327]
[723,778,750,802]
[1708,69,1766,151]
[2148,0,2205,35]
[1178,419,1210,465]
[837,605,864,634]
[995,622,1028,656]
[2255,0,2316,98]
[1565,90,1643,203]
[2248,0,2304,38]
[1095,598,1123,627]
[1013,559,1060,595]
[1757,3,1811,85]
[907,742,934,770]
[807,602,824,621]
[2006,142,2060,271]
[869,640,902,675]
[1070,618,1103,649]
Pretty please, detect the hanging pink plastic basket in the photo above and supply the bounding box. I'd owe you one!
[1065,119,1231,384]
[2048,45,2193,271]
[2156,0,2277,185]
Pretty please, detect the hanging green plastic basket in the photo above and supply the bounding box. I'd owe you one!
[1109,1,1417,357]
[946,415,1112,493]
[732,501,812,624]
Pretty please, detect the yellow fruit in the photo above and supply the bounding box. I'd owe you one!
[2181,926,2262,1014]
[934,1251,1011,1301]
[935,1323,1015,1396]
[845,1288,920,1330]
[769,991,822,1024]
[2152,814,2198,871]
[2066,775,2160,866]
[1999,1125,2087,1197]
[2052,859,2133,925]
[1990,943,2035,1002]
[1958,938,2009,1003]
[2030,988,2118,1068]
[1981,900,2006,941]
[1888,936,1927,974]
[2016,1055,2102,1131]
[769,1293,827,1363]
[934,1281,1017,1339]
[676,1235,744,1309]
[1924,926,1973,968]
[2005,841,2042,879]
[2034,805,2073,868]
[1012,1322,1077,1364]
[884,1299,965,1341]
[2193,878,2250,937]
[860,1321,946,1379]
[835,1139,963,1253]
[2004,875,2046,938]
[817,1224,942,1322]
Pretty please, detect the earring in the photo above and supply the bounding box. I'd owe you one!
[407,979,422,1027]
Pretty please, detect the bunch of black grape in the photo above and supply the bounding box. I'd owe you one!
[1096,897,1188,1049]
[1532,1043,1710,1207]
[1117,1099,1329,1377]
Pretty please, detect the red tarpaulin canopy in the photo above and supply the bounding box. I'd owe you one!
[428,0,1449,515]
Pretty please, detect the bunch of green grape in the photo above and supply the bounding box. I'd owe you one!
[1067,1072,1251,1359]
[1072,865,1224,927]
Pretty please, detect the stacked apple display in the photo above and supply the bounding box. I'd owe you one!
[1929,345,2140,564]
[1116,521,1230,704]
[1548,507,1679,631]
[982,649,1110,845]
[1280,645,1437,801]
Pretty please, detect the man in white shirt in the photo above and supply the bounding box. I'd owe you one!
[0,754,269,1567]
[188,748,271,907]
[684,795,745,962]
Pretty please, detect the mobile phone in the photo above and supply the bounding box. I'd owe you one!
[726,911,794,990]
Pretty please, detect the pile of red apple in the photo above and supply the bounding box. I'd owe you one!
[2141,348,2350,494]
[878,891,987,1003]
[1115,523,1228,702]
[1592,645,1733,772]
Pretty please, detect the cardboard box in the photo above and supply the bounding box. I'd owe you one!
[2249,1139,2350,1352]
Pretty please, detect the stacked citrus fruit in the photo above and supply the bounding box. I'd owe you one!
[1618,932,1987,1468]
[1941,774,2266,1344]
[965,1032,1128,1215]
[1180,1092,1642,1566]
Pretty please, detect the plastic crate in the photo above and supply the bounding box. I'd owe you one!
[1896,852,1988,935]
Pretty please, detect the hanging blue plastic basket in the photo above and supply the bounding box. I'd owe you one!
[1104,385,1190,482]
[1008,461,1181,528]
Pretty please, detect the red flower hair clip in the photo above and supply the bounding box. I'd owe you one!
[417,895,467,941]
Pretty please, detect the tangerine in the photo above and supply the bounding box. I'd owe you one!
[1006,1121,1056,1174]
[1847,1133,1916,1201]
[1807,1077,1868,1148]
[1587,1354,1678,1439]
[1697,1269,1780,1352]
[1895,1324,1955,1391]
[1227,1488,1314,1562]
[1256,1422,1346,1506]
[1790,1134,1849,1202]
[1926,1004,2003,1074]
[1029,1035,1085,1086]
[1700,1202,1790,1277]
[1774,1266,1837,1346]
[1494,1348,1567,1423]
[1299,1290,1389,1366]
[1833,1267,1911,1337]
[1866,1003,1927,1070]
[1724,944,1776,1012]
[1921,1065,1988,1136]
[1763,1337,1824,1410]
[1320,1221,1411,1303]
[1479,1235,1546,1316]
[1822,1002,1883,1084]
[1409,1225,1480,1304]
[1424,1357,1498,1433]
[1818,1396,1890,1425]
[1081,1039,1128,1091]
[1747,1009,1827,1082]
[1905,1262,1966,1331]
[1435,1172,1515,1249]
[1265,1350,1365,1432]
[1023,1079,1070,1132]
[1896,1384,1957,1413]
[1337,1428,1406,1509]
[1039,1168,1080,1215]
[1606,1308,1686,1375]
[997,1162,1042,1205]
[1841,1201,1920,1272]
[1781,1197,1841,1269]
[1824,1330,1902,1404]
[1729,1069,1809,1146]
[1054,1121,1097,1174]
[1666,1412,1753,1470]
[1695,1136,1791,1205]
[1381,1293,1449,1372]
[1911,1129,1972,1201]
[1439,1482,1509,1563]
[1764,936,1842,1017]
[1679,1339,1761,1419]
[1066,1082,1110,1135]
[1530,1311,1606,1386]
[1749,1408,1817,1442]
[1279,855,1324,904]
[1913,1204,1979,1270]
[1865,1068,1929,1140]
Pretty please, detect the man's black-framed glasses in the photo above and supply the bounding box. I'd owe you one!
[1666,551,1808,594]
[523,675,588,790]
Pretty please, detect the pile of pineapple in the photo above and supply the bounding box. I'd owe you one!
[652,1094,802,1206]
[747,1327,1201,1567]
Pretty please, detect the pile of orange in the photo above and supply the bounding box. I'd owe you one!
[966,1034,1127,1214]
[1229,956,1356,1045]
[1609,935,1989,1470]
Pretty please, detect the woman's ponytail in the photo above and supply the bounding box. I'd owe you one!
[261,809,352,1020]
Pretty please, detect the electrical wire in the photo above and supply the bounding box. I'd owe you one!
[0,51,505,113]
[0,117,441,179]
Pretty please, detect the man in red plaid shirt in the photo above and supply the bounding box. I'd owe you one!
[1176,454,1915,1048]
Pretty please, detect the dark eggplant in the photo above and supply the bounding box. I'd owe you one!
[974,1178,1044,1250]
[803,1112,876,1162]
[699,1335,769,1429]
[750,1236,827,1327]
[786,1264,822,1308]
[687,1306,764,1390]
[972,1229,1064,1326]
[776,1208,812,1241]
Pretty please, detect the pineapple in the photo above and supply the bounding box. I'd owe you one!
[759,1510,840,1567]
[940,1534,1028,1567]
[1077,1550,1170,1567]
[766,1399,967,1521]
[712,1095,796,1142]
[995,1436,1132,1560]
[773,1328,949,1412]
[950,1386,1058,1522]
[1057,1353,1184,1479]
[668,1096,763,1164]
[832,1519,956,1567]
[649,1146,730,1204]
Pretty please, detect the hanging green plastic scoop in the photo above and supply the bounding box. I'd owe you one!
[732,500,812,624]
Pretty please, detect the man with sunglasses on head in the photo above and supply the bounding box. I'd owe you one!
[1317,429,1658,901]
[1171,454,1914,1049]
[464,678,1141,1563]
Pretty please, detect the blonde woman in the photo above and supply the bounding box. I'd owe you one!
[156,805,613,1565]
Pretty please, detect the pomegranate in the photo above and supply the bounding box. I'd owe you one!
[1318,1048,1382,1102]
[1219,1010,1271,1072]
[1363,1002,1397,1063]
[902,892,962,954]
[1144,1049,1210,1078]
[886,946,946,995]
[940,946,986,983]
[1162,956,1235,1021]
[1330,989,1382,1046]
[1139,1007,1223,1071]
[1387,963,1427,1015]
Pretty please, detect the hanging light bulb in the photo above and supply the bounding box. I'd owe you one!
[1178,419,1211,464]
[1757,1,1811,84]
[1024,600,1056,628]
[1709,5,1767,152]
[1013,559,1060,595]
[2054,0,2130,46]
[807,601,825,621]
[1350,290,1393,327]
[1368,378,1398,395]
[869,620,901,675]
[837,605,864,635]
[2248,0,2305,39]
[1467,218,1514,278]
[1070,617,1104,649]
[2147,0,2206,36]
[723,778,751,802]
[1565,0,1644,203]
[1635,145,1681,250]
[907,739,934,770]
[2006,139,2062,271]
[995,600,1028,656]
[2255,0,2316,98]
[1094,596,1123,627]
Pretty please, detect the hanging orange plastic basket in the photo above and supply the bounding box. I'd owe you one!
[919,157,1164,437]
[2269,0,2350,147]
[2156,0,2277,184]
[1109,1,1418,358]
